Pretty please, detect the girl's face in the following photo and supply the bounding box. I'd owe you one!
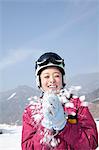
[40,67,63,92]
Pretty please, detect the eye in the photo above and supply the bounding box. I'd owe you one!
[56,75,59,77]
[54,74,60,78]
[44,75,49,79]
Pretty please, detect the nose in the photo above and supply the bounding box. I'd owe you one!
[50,75,55,83]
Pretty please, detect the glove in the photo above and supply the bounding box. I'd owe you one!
[59,87,88,115]
[41,91,66,130]
[58,89,77,116]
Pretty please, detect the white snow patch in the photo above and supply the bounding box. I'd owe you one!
[7,92,16,100]
[0,124,22,150]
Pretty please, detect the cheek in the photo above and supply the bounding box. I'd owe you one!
[59,80,63,87]
[56,77,63,86]
[41,78,47,87]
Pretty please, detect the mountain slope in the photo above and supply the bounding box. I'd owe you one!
[0,85,39,125]
[68,72,99,93]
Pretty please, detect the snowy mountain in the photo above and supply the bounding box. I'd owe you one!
[0,85,39,125]
[68,72,99,93]
[0,72,99,125]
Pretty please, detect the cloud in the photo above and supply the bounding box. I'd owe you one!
[0,48,47,70]
[49,7,97,38]
[27,5,97,47]
[0,49,33,70]
[0,4,97,70]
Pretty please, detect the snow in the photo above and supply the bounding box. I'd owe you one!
[7,92,16,100]
[0,124,22,150]
[0,121,99,150]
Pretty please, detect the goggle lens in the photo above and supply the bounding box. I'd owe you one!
[37,57,64,66]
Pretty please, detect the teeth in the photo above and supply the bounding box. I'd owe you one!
[49,85,56,88]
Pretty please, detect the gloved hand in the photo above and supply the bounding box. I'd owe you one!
[58,89,77,116]
[41,91,66,130]
[59,87,88,116]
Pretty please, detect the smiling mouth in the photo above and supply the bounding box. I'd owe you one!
[48,85,57,88]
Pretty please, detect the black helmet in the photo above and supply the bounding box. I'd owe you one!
[35,52,65,88]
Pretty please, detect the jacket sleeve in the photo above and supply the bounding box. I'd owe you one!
[63,106,98,150]
[21,106,37,150]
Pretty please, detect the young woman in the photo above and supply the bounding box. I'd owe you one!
[21,52,98,150]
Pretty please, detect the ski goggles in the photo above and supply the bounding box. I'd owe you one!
[36,56,65,68]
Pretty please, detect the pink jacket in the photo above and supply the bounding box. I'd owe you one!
[21,97,98,150]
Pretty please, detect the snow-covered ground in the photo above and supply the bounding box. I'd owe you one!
[0,124,22,150]
[0,121,99,150]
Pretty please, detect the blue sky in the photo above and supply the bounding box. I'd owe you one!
[0,0,99,92]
